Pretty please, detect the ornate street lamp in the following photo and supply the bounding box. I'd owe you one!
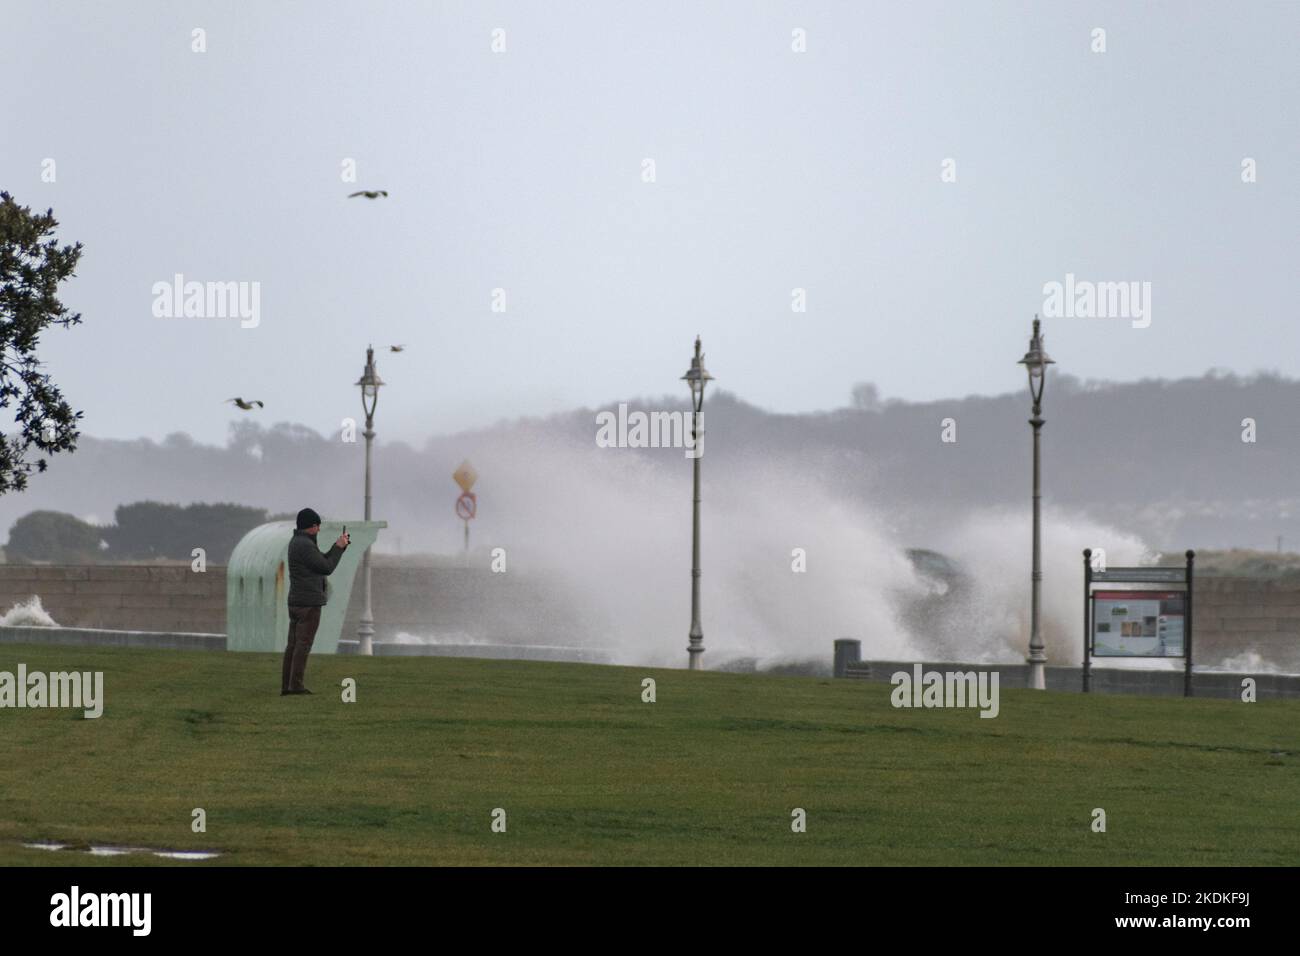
[681,336,713,670]
[355,345,384,656]
[1018,317,1054,690]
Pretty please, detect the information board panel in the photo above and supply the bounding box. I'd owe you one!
[1091,589,1186,657]
[1082,549,1194,695]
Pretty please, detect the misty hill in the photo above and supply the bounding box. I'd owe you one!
[2,369,1298,557]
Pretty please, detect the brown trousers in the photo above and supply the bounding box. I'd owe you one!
[282,605,322,692]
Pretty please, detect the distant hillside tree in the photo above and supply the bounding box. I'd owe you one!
[0,192,84,494]
[850,382,882,411]
[6,509,104,563]
[104,501,270,563]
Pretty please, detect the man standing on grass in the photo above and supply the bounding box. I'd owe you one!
[282,508,349,696]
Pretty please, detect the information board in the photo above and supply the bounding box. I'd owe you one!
[1082,549,1195,696]
[1091,590,1186,657]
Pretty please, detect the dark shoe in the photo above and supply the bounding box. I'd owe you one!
[280,689,291,696]
[290,688,313,695]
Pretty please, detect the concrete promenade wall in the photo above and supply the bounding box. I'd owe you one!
[0,564,226,633]
[335,639,610,662]
[1193,576,1300,671]
[2,626,1293,701]
[0,626,596,663]
[0,624,224,652]
[0,564,577,646]
[0,565,1295,671]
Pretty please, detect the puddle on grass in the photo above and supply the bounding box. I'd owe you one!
[22,842,220,860]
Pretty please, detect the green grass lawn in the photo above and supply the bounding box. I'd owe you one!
[0,642,1296,866]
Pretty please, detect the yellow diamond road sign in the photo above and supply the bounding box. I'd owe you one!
[453,460,477,493]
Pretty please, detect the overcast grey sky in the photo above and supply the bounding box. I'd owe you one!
[3,1,1296,446]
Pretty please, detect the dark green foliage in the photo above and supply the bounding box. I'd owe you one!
[4,509,104,563]
[103,501,270,563]
[6,501,273,563]
[0,192,84,495]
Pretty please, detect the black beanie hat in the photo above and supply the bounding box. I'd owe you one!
[296,507,323,530]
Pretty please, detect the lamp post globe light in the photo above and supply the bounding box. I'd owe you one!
[1018,317,1054,690]
[355,345,384,656]
[681,336,713,671]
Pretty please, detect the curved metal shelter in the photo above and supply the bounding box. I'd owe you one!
[226,519,387,654]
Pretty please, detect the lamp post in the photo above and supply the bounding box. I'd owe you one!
[355,345,384,656]
[1018,317,1054,690]
[682,336,713,670]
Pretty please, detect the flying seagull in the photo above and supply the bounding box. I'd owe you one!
[348,190,388,199]
[227,398,264,410]
[389,345,405,352]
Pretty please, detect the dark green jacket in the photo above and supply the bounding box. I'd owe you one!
[287,529,346,607]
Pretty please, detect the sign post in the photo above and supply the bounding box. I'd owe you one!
[453,460,478,557]
[1083,549,1093,694]
[1082,550,1195,697]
